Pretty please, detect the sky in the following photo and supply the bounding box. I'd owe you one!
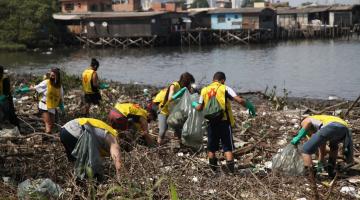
[282,0,360,6]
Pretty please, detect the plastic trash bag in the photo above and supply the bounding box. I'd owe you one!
[181,94,205,149]
[0,125,20,137]
[272,144,305,176]
[18,178,63,199]
[72,125,103,180]
[167,89,192,129]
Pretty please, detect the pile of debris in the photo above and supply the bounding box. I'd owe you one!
[1,73,360,199]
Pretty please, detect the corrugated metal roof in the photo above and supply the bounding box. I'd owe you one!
[304,6,331,13]
[276,8,299,14]
[85,11,168,18]
[276,6,331,14]
[329,5,354,11]
[53,12,169,20]
[208,8,274,14]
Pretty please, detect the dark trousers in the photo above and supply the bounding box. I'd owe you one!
[60,128,78,162]
[1,97,19,127]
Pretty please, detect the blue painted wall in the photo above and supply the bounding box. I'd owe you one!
[210,13,243,30]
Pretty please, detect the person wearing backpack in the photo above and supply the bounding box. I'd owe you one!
[194,71,256,173]
[153,72,195,145]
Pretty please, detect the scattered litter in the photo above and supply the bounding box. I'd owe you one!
[328,95,339,100]
[234,141,248,148]
[20,96,30,101]
[208,189,216,194]
[340,186,357,197]
[264,161,272,169]
[160,166,172,173]
[348,177,360,183]
[290,119,298,124]
[277,139,287,146]
[2,177,10,185]
[0,126,20,137]
[18,178,63,200]
[279,126,286,131]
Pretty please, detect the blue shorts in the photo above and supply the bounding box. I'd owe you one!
[303,123,348,154]
[207,120,234,152]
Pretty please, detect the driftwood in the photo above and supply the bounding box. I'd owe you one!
[233,131,271,156]
[1,73,360,199]
[344,94,360,117]
[301,101,348,115]
[0,132,59,140]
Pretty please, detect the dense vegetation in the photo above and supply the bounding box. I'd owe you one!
[0,0,59,50]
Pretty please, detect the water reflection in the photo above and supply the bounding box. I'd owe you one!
[1,39,360,100]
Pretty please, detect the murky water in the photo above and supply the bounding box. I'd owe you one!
[1,39,360,100]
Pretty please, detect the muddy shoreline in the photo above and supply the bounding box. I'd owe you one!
[1,73,359,199]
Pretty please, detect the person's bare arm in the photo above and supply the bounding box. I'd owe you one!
[233,96,246,107]
[167,85,175,102]
[139,117,148,133]
[105,135,122,174]
[139,117,154,145]
[92,71,99,88]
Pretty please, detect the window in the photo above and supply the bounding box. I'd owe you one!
[218,15,225,23]
[90,4,98,11]
[64,3,74,11]
[113,0,128,4]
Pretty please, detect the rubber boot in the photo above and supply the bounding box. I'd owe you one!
[326,157,336,179]
[209,157,218,172]
[226,160,235,174]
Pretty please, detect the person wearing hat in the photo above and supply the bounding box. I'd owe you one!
[108,102,158,146]
[82,58,101,116]
[0,65,20,129]
[30,68,64,134]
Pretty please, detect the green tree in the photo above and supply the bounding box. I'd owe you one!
[0,0,59,49]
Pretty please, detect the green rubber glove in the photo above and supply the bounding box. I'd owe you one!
[15,86,30,94]
[0,95,6,103]
[59,102,65,113]
[291,128,308,145]
[99,83,109,90]
[245,99,256,117]
[172,87,187,100]
[191,101,199,108]
[317,161,324,173]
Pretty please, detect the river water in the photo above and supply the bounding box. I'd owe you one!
[1,39,359,100]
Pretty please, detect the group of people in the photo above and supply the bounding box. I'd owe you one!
[0,59,353,180]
